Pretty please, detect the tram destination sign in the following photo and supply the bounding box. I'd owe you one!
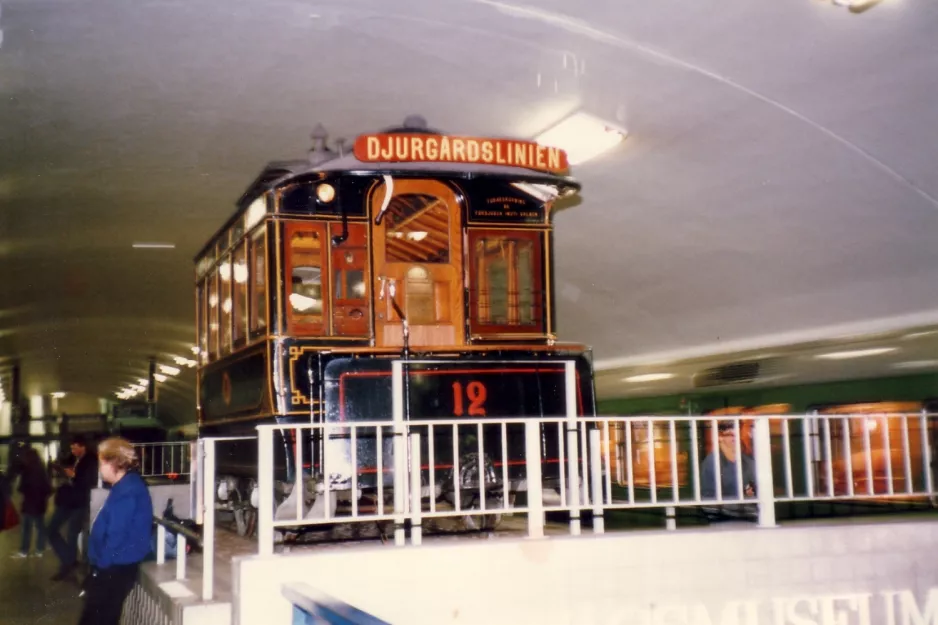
[353,133,569,174]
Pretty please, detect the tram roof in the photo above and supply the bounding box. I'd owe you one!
[235,141,581,208]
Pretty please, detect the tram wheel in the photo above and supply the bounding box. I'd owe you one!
[462,512,502,532]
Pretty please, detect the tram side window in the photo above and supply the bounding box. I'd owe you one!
[220,255,233,355]
[330,223,369,336]
[196,284,207,364]
[208,268,219,360]
[468,230,543,333]
[286,222,327,334]
[232,242,248,346]
[250,226,268,335]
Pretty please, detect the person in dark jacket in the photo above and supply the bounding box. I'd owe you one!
[78,436,153,625]
[12,447,52,558]
[48,434,99,581]
[700,421,758,521]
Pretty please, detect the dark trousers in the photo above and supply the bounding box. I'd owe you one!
[48,505,86,569]
[20,513,47,553]
[78,563,140,625]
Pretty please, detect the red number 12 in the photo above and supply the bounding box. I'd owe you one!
[452,381,487,416]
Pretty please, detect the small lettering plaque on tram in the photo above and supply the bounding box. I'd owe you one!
[353,133,569,174]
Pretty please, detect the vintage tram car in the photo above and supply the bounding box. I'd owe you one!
[195,116,597,533]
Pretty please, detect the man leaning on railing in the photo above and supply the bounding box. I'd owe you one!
[699,421,758,522]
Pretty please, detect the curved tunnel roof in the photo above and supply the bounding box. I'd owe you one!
[1,0,937,420]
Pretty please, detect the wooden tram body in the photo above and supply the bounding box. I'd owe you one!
[194,118,596,520]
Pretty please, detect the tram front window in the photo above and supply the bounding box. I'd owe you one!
[470,231,542,332]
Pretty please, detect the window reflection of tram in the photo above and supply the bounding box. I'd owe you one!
[194,118,597,536]
[606,388,938,514]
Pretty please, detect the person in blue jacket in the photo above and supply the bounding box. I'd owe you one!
[79,437,153,625]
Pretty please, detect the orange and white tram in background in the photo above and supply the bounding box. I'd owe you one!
[193,117,597,533]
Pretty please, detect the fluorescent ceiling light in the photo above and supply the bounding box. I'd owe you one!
[535,112,626,166]
[132,242,175,249]
[159,365,181,376]
[814,347,897,360]
[154,373,168,383]
[51,392,66,399]
[623,373,674,383]
[891,360,938,370]
[902,330,938,340]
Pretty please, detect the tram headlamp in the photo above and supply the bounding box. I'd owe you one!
[316,183,336,203]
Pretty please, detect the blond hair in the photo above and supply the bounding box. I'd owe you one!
[97,437,139,471]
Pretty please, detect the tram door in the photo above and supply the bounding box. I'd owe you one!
[370,178,464,348]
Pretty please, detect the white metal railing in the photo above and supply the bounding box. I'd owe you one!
[135,441,193,481]
[163,353,938,604]
[252,408,938,553]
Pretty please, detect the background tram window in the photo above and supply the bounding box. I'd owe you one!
[232,242,248,346]
[250,226,267,334]
[469,230,543,333]
[207,267,219,360]
[219,254,233,355]
[286,222,327,334]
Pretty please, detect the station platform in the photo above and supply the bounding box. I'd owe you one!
[0,502,82,625]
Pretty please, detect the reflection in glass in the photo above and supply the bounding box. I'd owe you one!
[384,194,449,264]
[290,230,323,322]
[474,236,538,327]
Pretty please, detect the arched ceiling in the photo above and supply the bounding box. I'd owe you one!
[1,0,936,422]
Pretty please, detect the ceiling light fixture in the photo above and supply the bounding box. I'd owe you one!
[159,365,181,376]
[814,347,897,360]
[132,242,176,249]
[535,112,627,166]
[829,0,886,12]
[51,392,66,399]
[891,360,938,370]
[623,373,675,383]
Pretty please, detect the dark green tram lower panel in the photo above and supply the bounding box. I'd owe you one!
[202,348,597,488]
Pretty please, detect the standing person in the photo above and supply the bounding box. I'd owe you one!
[699,421,757,521]
[79,437,153,625]
[12,447,52,558]
[48,434,99,581]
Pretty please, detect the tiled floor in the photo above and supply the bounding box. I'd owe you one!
[0,504,83,625]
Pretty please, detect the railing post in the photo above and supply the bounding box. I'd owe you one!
[410,432,422,546]
[525,421,544,539]
[156,524,166,565]
[921,409,934,502]
[753,417,777,528]
[392,361,407,547]
[589,428,604,535]
[176,534,187,580]
[202,438,216,600]
[258,428,275,556]
[565,361,580,536]
[192,439,203,525]
[665,507,676,531]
